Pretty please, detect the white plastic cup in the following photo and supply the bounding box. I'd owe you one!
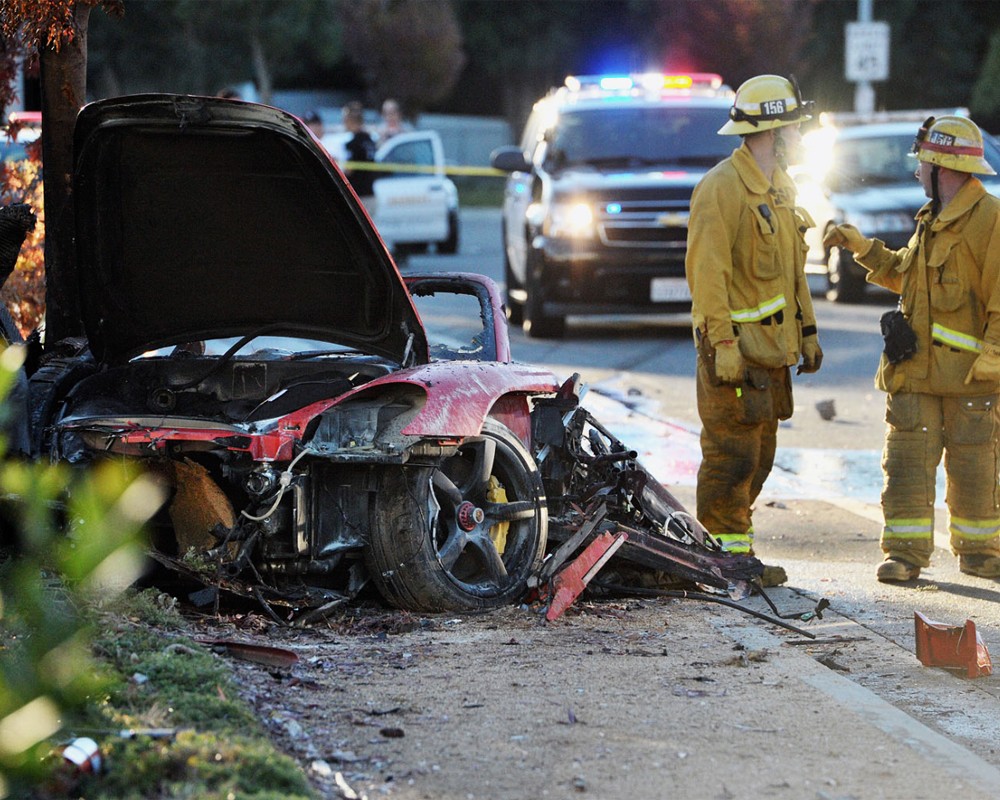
[61,737,103,775]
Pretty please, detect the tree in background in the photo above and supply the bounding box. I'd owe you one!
[0,0,123,343]
[456,0,661,130]
[653,0,816,89]
[972,30,1000,132]
[340,0,465,117]
[88,0,344,103]
[0,155,44,334]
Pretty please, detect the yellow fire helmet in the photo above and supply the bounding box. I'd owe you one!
[718,74,814,135]
[912,115,997,175]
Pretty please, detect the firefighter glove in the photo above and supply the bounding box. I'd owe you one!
[713,339,745,385]
[797,335,823,374]
[964,342,1000,384]
[822,223,873,256]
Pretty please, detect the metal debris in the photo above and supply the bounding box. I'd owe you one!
[530,381,826,632]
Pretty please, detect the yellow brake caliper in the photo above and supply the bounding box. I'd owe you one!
[486,476,509,554]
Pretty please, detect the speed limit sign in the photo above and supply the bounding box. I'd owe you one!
[845,21,890,82]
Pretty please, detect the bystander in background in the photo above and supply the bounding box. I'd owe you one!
[303,111,324,140]
[377,98,410,142]
[342,101,378,210]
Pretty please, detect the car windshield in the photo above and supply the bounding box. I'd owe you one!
[136,336,360,360]
[827,130,1000,190]
[548,106,738,169]
[831,134,918,187]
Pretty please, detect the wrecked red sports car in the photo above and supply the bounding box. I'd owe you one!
[21,94,778,626]
[30,94,561,614]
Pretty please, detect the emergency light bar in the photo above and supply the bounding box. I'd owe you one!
[565,73,726,94]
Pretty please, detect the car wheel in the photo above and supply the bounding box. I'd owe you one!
[438,210,459,254]
[523,250,565,339]
[825,245,865,304]
[367,418,547,612]
[27,356,97,457]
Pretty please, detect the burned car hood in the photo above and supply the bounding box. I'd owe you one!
[72,94,427,364]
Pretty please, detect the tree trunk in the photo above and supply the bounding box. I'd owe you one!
[40,2,91,346]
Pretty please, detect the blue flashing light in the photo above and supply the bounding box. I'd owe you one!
[606,203,623,214]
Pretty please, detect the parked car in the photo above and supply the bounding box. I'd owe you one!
[323,128,459,257]
[30,94,557,614]
[794,113,1000,302]
[491,73,739,337]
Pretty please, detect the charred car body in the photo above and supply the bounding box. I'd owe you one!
[19,95,778,622]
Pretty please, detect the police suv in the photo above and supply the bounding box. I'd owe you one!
[491,73,739,337]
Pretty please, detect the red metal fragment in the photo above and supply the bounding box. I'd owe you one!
[545,530,628,622]
[199,639,299,669]
[913,611,992,678]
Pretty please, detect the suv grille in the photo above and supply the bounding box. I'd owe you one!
[597,200,690,249]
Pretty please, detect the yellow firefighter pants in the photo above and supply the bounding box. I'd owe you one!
[695,358,792,553]
[881,392,1000,567]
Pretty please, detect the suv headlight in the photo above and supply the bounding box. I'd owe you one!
[845,210,913,235]
[547,201,595,239]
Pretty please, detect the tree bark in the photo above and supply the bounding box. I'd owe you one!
[40,2,91,346]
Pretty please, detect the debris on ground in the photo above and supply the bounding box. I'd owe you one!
[914,611,993,678]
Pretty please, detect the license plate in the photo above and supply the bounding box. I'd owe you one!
[650,277,691,302]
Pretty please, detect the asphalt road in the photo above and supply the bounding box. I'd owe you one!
[395,207,1000,785]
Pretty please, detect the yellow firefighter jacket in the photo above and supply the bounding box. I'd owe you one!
[686,142,817,369]
[857,177,1000,396]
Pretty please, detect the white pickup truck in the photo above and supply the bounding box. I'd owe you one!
[323,129,460,257]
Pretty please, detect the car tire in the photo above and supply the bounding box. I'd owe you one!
[438,210,459,255]
[366,418,547,612]
[27,356,97,457]
[523,250,565,339]
[825,245,865,304]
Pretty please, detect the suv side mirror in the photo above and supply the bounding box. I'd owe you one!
[491,145,530,173]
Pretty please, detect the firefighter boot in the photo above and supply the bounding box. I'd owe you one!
[959,554,1000,578]
[876,556,921,582]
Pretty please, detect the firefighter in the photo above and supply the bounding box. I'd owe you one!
[685,75,822,586]
[825,115,1000,582]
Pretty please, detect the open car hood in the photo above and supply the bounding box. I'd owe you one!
[72,94,427,364]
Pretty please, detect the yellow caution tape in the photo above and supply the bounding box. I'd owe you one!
[340,160,507,177]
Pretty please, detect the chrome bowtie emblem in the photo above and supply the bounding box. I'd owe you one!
[656,212,690,227]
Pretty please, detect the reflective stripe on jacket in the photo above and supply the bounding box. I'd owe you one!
[686,142,817,369]
[858,178,1000,396]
